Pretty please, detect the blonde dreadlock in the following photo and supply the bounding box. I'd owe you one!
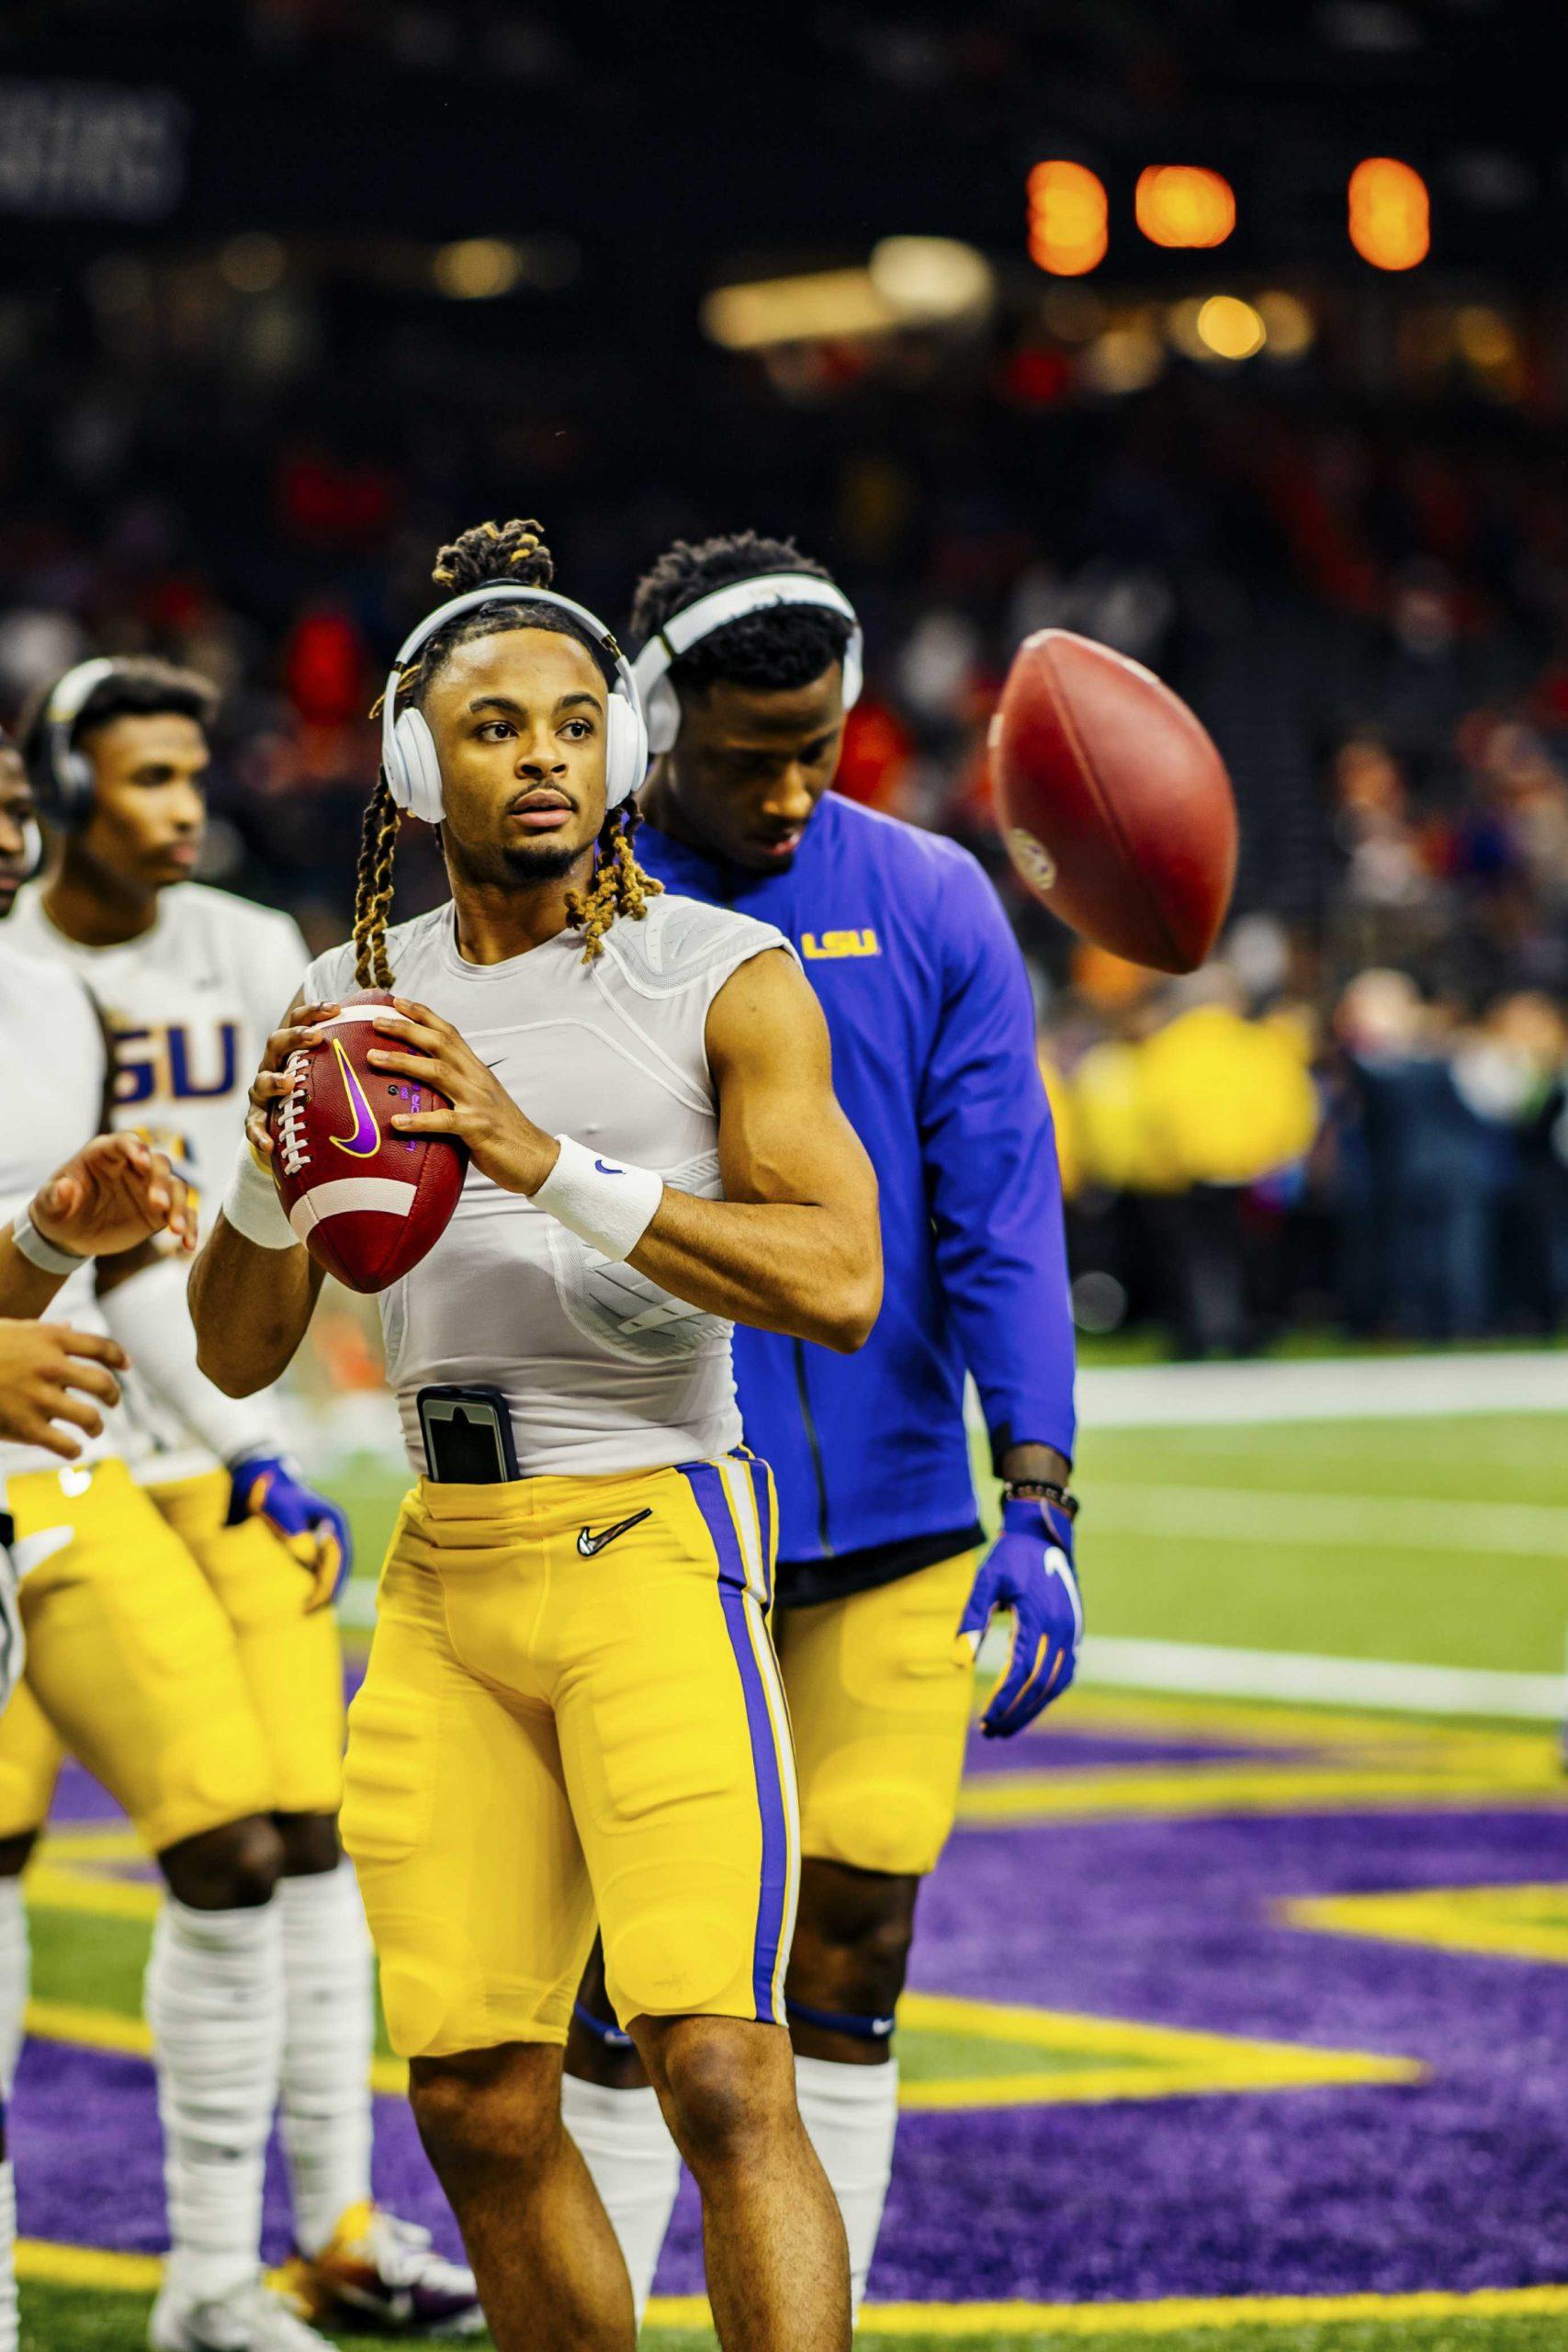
[352,768,400,989]
[353,516,661,983]
[564,799,662,962]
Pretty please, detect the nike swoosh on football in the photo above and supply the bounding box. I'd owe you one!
[329,1036,382,1157]
[577,1508,652,1557]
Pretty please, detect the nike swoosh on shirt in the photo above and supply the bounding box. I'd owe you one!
[577,1509,652,1558]
[329,1037,381,1157]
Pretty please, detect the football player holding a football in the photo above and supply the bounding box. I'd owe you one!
[192,518,883,2352]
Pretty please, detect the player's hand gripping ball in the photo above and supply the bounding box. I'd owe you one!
[258,992,468,1293]
[226,1449,352,1611]
[990,628,1238,974]
[364,998,563,1197]
[957,1495,1083,1737]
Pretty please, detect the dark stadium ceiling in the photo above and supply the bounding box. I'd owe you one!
[0,0,1559,283]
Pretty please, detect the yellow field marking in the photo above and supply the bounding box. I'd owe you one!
[21,1826,160,1921]
[896,1990,1418,2109]
[26,1999,152,2056]
[18,2240,162,2291]
[958,1737,1567,1826]
[1283,1881,1568,1965]
[28,1829,145,1865]
[25,1860,160,1920]
[1025,1687,1526,1754]
[963,1696,1566,1827]
[23,2245,1568,2336]
[650,2281,1568,2334]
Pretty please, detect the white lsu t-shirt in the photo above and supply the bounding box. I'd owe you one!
[8,881,308,1475]
[0,937,119,1491]
[9,881,307,1227]
[303,894,793,1481]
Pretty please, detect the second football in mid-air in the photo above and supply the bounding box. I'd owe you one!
[991,627,1238,974]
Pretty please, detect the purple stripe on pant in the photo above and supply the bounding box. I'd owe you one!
[680,1460,789,2022]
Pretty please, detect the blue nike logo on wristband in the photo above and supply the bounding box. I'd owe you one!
[595,1159,623,1174]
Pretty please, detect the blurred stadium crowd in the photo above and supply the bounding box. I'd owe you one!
[0,241,1563,1353]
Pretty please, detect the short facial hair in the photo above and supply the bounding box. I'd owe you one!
[443,826,592,892]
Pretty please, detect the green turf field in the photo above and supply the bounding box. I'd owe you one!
[22,2281,1568,2350]
[1075,1412,1568,1674]
[333,1401,1568,1682]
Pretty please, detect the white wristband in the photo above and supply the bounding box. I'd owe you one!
[222,1138,299,1251]
[531,1134,663,1263]
[11,1206,88,1278]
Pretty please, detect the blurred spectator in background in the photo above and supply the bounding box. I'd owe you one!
[1133,973,1318,1357]
[0,243,1563,1358]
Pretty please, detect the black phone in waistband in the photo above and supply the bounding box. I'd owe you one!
[417,1385,521,1485]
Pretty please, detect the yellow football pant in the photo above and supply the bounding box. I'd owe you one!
[0,1464,344,1853]
[774,1548,980,1880]
[343,1453,795,2061]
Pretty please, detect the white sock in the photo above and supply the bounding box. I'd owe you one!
[560,2075,682,2324]
[793,2054,898,2319]
[145,1896,284,2305]
[0,1884,28,2098]
[0,2155,17,2352]
[277,1862,375,2258]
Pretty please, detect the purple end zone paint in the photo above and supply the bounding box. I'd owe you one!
[17,1700,1568,2310]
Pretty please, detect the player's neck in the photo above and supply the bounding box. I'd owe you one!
[448,871,580,965]
[41,854,161,948]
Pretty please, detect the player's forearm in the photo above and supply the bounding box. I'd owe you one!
[1000,1442,1073,1487]
[188,1216,321,1396]
[0,1229,69,1318]
[629,1188,882,1353]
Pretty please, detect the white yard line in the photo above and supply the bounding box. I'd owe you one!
[1087,1482,1568,1555]
[1078,1351,1568,1429]
[338,1585,1565,1717]
[1078,1635,1566,1721]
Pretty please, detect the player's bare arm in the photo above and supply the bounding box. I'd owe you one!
[0,1132,195,1319]
[366,949,882,1351]
[186,995,333,1396]
[636,946,881,1348]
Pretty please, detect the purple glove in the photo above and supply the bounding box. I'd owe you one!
[227,1451,352,1611]
[956,1495,1082,1737]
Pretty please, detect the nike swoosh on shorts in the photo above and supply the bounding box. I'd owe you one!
[576,1508,652,1558]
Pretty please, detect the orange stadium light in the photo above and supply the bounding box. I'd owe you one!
[1028,161,1108,277]
[1134,165,1235,250]
[1348,157,1430,270]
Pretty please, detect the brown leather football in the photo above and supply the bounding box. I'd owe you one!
[991,629,1238,974]
[268,991,467,1293]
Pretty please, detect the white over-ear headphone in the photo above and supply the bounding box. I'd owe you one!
[36,657,119,830]
[379,584,649,828]
[630,574,863,758]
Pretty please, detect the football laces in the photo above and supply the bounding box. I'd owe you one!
[276,1048,313,1180]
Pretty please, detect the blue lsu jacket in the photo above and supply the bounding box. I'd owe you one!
[639,793,1077,1607]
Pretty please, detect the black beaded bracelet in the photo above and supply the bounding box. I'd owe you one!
[1003,1478,1079,1519]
